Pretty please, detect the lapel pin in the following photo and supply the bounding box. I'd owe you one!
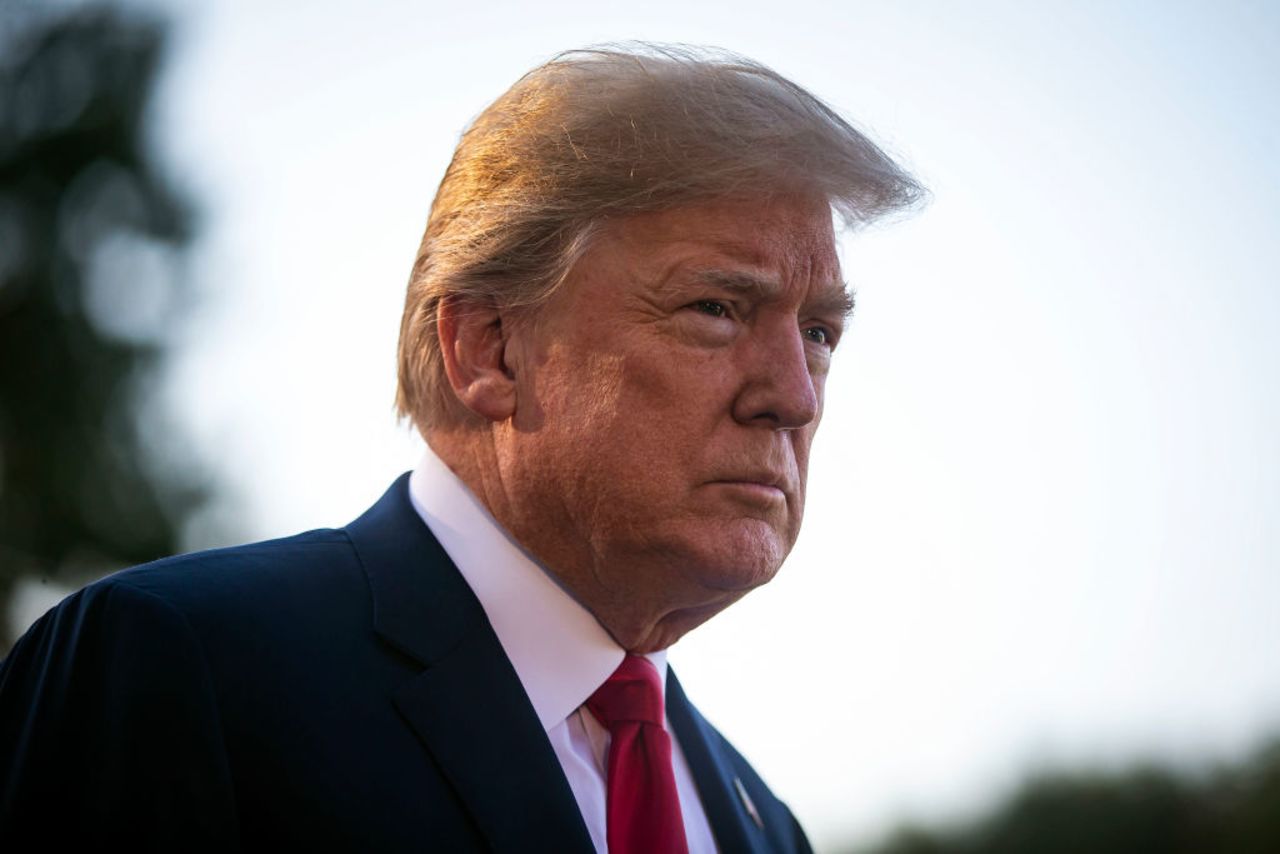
[733,776,764,830]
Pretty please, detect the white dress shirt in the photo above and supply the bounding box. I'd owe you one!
[407,447,718,853]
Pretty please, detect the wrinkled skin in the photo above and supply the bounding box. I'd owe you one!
[432,193,849,652]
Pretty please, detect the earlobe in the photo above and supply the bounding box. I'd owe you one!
[436,295,518,422]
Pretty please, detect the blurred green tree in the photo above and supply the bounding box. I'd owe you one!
[855,739,1280,854]
[0,4,214,650]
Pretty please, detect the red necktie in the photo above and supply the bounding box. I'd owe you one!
[586,655,689,854]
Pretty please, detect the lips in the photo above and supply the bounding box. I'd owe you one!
[707,473,789,495]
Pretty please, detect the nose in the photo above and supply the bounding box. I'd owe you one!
[731,324,821,430]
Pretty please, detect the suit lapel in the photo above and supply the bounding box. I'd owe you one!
[667,669,766,853]
[347,475,594,854]
[393,629,595,853]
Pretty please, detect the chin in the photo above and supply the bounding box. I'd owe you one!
[681,521,790,593]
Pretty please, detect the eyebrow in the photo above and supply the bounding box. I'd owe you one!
[691,269,856,318]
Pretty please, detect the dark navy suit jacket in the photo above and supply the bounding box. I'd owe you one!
[0,475,812,852]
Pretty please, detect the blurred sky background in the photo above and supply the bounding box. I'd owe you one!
[9,0,1280,849]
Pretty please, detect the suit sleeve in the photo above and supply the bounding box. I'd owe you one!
[0,580,240,850]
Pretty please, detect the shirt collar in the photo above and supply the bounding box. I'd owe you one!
[407,445,667,732]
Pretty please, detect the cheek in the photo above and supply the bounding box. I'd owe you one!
[576,352,627,431]
[792,430,817,486]
[533,349,627,434]
[627,343,729,412]
[543,353,677,500]
[610,359,721,465]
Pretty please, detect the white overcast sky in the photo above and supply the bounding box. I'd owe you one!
[38,0,1280,848]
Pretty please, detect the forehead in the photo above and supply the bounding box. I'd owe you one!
[607,193,840,278]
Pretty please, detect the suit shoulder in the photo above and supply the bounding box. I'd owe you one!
[97,527,359,608]
[109,526,353,584]
[5,527,369,672]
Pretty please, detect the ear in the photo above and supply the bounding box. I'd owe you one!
[436,295,518,423]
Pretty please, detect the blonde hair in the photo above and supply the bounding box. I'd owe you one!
[396,43,924,430]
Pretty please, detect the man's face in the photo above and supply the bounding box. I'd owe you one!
[495,193,847,647]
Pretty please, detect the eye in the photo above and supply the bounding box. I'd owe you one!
[691,300,729,318]
[803,325,835,347]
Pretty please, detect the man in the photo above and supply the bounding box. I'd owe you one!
[0,45,921,851]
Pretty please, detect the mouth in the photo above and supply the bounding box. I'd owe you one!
[707,477,788,502]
